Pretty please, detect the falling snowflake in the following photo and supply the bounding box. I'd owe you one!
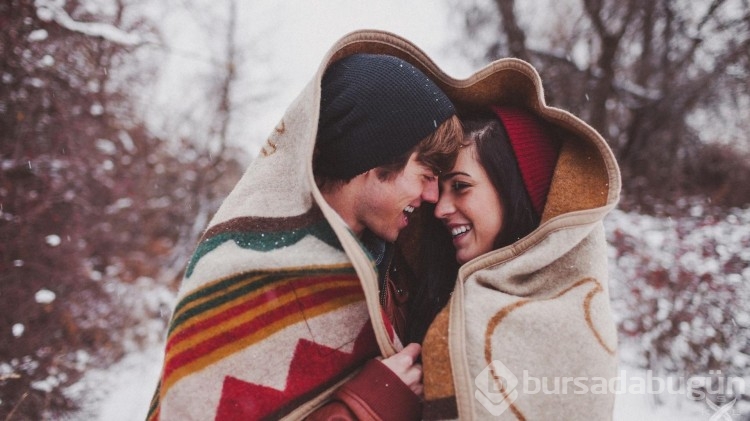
[45,234,61,246]
[35,289,56,304]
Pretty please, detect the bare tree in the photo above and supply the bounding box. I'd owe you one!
[0,0,244,417]
[454,0,750,404]
[494,0,530,61]
[455,0,750,208]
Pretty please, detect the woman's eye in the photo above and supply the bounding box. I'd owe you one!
[452,181,469,191]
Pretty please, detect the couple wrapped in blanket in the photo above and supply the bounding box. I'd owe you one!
[147,29,620,421]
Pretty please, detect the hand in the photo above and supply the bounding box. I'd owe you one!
[380,343,423,396]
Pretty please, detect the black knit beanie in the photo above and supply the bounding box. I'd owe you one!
[316,53,455,179]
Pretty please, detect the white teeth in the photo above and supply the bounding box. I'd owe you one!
[451,225,471,237]
[404,205,415,214]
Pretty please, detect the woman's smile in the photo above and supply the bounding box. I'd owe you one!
[435,144,505,264]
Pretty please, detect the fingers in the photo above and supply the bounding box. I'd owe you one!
[411,382,424,397]
[382,343,421,371]
[380,343,424,395]
[399,343,421,364]
[406,364,422,395]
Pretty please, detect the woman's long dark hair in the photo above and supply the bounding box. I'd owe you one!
[468,113,540,248]
[407,111,541,344]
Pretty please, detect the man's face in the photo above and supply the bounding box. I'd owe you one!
[355,152,438,242]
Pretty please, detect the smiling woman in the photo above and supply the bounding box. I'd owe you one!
[435,107,561,264]
[404,60,622,419]
[436,143,506,265]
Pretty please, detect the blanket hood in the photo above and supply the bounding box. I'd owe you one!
[315,29,621,281]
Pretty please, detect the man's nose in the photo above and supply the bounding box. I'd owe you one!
[422,179,439,203]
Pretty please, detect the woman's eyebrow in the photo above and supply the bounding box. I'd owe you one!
[442,171,471,179]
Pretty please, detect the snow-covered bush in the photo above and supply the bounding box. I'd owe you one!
[0,1,244,418]
[606,204,750,384]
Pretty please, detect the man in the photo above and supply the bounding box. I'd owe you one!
[148,48,461,421]
[309,53,462,419]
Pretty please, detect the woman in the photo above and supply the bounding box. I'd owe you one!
[416,101,620,419]
[405,107,557,345]
[436,106,557,265]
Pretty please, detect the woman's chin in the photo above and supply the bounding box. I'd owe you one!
[455,250,475,265]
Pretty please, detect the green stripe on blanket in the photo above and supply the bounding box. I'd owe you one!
[185,211,343,278]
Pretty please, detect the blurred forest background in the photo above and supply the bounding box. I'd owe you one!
[1,0,749,419]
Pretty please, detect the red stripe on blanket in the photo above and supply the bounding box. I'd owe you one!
[162,283,364,391]
[166,274,355,351]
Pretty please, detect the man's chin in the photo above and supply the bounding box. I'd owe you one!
[383,233,399,243]
[378,229,399,243]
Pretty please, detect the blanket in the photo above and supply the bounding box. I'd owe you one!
[418,58,621,420]
[147,32,413,420]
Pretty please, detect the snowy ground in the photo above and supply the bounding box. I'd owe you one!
[67,345,163,421]
[69,343,716,420]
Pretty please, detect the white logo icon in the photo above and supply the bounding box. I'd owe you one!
[707,397,737,421]
[474,360,519,416]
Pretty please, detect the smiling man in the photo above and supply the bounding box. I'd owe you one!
[310,53,462,419]
[148,51,463,421]
[314,53,461,324]
[314,53,461,241]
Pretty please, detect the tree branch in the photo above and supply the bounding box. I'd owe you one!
[35,0,155,46]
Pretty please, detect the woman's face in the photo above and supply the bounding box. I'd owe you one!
[435,143,505,264]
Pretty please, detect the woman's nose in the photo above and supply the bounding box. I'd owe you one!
[434,193,454,219]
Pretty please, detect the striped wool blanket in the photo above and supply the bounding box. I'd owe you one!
[147,32,413,420]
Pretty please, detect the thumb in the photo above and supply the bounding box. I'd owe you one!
[400,343,421,363]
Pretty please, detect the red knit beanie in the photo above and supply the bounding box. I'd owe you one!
[491,106,560,217]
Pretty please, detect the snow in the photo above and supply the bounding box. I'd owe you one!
[45,234,61,246]
[67,345,163,421]
[60,0,750,419]
[612,373,709,421]
[95,138,117,155]
[40,54,55,66]
[34,289,56,304]
[28,28,49,41]
[31,374,64,393]
[34,0,152,46]
[90,103,104,116]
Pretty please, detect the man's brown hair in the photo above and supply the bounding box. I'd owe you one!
[374,115,463,181]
